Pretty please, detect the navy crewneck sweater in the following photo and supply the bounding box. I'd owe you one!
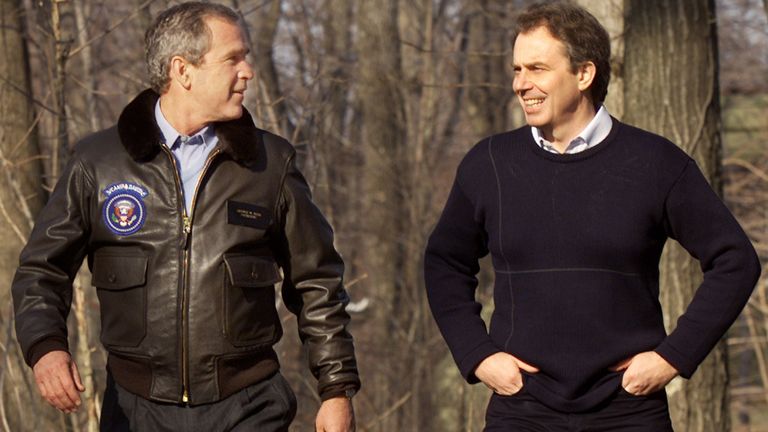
[424,120,760,412]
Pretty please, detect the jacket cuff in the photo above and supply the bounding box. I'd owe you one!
[27,337,69,367]
[320,381,360,401]
[458,342,501,384]
[654,340,695,379]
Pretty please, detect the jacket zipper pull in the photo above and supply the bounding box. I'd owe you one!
[182,216,191,249]
[182,388,189,403]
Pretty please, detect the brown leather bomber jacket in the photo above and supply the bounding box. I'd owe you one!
[12,90,360,404]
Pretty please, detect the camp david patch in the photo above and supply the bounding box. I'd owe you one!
[102,182,148,236]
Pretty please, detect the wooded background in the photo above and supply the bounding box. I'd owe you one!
[1,0,767,430]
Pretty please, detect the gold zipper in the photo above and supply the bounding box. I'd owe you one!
[160,146,191,404]
[162,146,221,404]
[187,149,221,228]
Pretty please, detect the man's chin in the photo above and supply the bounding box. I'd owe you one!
[522,111,551,129]
[524,117,544,128]
[219,106,244,122]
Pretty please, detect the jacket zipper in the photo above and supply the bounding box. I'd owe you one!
[160,146,190,403]
[162,146,222,404]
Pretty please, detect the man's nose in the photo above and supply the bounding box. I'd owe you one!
[239,61,255,81]
[513,70,530,92]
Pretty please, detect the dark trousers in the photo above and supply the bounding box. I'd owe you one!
[485,387,673,432]
[100,372,297,432]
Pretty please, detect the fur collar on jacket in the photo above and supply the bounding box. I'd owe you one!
[117,89,264,167]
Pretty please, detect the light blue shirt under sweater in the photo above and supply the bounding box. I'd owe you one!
[531,105,613,154]
[154,101,218,215]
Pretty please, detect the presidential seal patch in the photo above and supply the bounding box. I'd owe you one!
[102,182,148,236]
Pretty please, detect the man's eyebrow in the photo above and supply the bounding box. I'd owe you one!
[222,47,250,58]
[515,61,548,69]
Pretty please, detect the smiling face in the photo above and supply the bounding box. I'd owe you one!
[512,26,596,145]
[185,17,254,124]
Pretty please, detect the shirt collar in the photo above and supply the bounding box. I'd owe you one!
[154,100,216,148]
[531,105,613,154]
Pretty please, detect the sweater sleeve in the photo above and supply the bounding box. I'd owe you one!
[424,175,499,383]
[654,160,761,378]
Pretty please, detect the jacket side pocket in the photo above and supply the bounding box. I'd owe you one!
[92,248,148,348]
[222,254,283,347]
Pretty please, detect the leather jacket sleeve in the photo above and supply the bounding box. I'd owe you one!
[12,156,93,366]
[272,151,360,399]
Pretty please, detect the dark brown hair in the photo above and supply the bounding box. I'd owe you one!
[514,1,611,104]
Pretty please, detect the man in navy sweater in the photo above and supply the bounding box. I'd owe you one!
[424,2,761,430]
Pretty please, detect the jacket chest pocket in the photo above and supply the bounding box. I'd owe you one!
[92,249,148,348]
[222,254,283,347]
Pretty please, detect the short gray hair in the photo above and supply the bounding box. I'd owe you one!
[145,2,241,93]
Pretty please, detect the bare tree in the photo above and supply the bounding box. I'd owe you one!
[356,1,408,430]
[247,0,290,136]
[623,0,728,430]
[50,0,75,178]
[763,0,768,21]
[0,0,48,429]
[576,0,624,117]
[464,0,513,136]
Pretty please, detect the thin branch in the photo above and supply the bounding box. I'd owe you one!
[1,140,41,231]
[724,157,768,183]
[361,391,412,431]
[69,0,159,58]
[400,38,509,57]
[0,74,60,115]
[0,198,27,243]
[421,82,512,89]
[0,300,17,432]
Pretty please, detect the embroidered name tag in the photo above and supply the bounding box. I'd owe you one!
[102,182,149,236]
[227,201,271,229]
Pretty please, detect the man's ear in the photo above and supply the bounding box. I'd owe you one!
[169,56,192,90]
[577,61,596,92]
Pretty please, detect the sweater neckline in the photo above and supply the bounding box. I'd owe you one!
[525,118,621,163]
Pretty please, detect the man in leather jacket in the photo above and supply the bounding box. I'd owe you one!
[11,2,359,431]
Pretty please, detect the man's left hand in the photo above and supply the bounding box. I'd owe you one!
[315,396,354,432]
[611,351,678,396]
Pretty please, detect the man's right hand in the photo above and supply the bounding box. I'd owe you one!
[474,352,540,396]
[32,350,85,413]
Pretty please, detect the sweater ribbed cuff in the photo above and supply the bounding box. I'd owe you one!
[654,340,695,379]
[458,342,501,384]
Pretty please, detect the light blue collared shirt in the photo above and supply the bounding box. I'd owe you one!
[531,105,613,154]
[155,101,218,215]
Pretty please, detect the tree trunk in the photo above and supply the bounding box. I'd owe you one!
[575,0,624,118]
[763,0,768,23]
[0,0,47,429]
[50,0,73,179]
[356,0,407,429]
[248,0,291,137]
[465,0,511,136]
[399,2,439,427]
[313,0,353,220]
[623,1,727,431]
[0,0,44,310]
[72,0,99,132]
